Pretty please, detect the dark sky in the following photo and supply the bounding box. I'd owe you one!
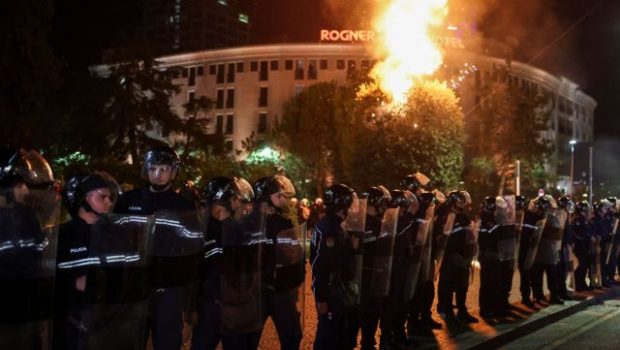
[51,0,619,139]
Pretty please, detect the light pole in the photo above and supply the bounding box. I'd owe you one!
[569,139,577,195]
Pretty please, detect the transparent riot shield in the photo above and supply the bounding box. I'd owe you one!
[274,224,305,325]
[605,218,619,265]
[434,212,456,280]
[342,197,367,306]
[535,209,568,266]
[220,203,265,336]
[0,189,60,350]
[523,217,547,270]
[497,196,518,261]
[367,207,398,299]
[403,204,435,300]
[81,213,153,350]
[466,220,480,285]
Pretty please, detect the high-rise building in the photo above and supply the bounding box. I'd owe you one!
[142,0,256,55]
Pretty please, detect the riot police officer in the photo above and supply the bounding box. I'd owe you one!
[517,195,552,307]
[253,175,304,350]
[556,196,575,300]
[436,190,478,323]
[478,196,502,317]
[0,148,58,349]
[191,176,262,350]
[592,199,613,287]
[380,189,415,349]
[54,173,117,349]
[310,184,358,350]
[114,146,195,350]
[352,186,391,350]
[572,201,593,291]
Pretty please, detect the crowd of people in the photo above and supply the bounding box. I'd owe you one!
[1,146,619,350]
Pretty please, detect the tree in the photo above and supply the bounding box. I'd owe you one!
[0,0,62,147]
[464,66,552,199]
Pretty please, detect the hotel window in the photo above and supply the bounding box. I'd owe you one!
[188,67,196,86]
[225,114,234,134]
[347,60,357,79]
[308,60,317,80]
[337,59,345,70]
[250,61,258,71]
[295,60,304,80]
[258,113,268,133]
[361,60,370,71]
[216,89,224,109]
[237,62,244,72]
[216,64,225,84]
[216,115,223,134]
[188,91,195,102]
[227,63,235,83]
[182,68,188,78]
[259,87,268,107]
[285,60,293,70]
[270,60,279,71]
[320,59,328,70]
[226,89,235,108]
[197,66,204,76]
[209,65,216,75]
[260,61,269,81]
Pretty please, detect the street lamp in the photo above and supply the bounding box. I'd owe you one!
[569,139,577,195]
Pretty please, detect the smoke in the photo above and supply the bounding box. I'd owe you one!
[320,0,379,29]
[594,138,620,196]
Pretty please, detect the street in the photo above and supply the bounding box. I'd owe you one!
[502,297,620,350]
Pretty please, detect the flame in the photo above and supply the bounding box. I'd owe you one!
[369,0,449,107]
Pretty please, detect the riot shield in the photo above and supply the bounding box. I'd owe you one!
[0,189,60,350]
[535,209,567,266]
[342,197,366,306]
[274,224,306,325]
[220,203,265,336]
[605,218,619,265]
[497,196,518,261]
[434,212,455,280]
[523,217,547,270]
[403,203,435,300]
[81,213,153,350]
[366,207,398,299]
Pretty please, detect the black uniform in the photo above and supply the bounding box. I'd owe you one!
[115,187,194,350]
[260,212,304,350]
[572,216,593,290]
[54,218,93,349]
[478,214,502,316]
[0,203,51,349]
[517,211,544,303]
[437,213,475,320]
[310,212,356,350]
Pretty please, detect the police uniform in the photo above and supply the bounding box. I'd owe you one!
[311,212,356,350]
[598,212,615,286]
[115,187,194,350]
[478,214,502,316]
[436,213,476,321]
[557,219,574,299]
[261,211,304,350]
[517,211,544,303]
[54,218,93,349]
[572,215,593,290]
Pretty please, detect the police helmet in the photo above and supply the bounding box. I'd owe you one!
[0,147,54,189]
[515,195,527,211]
[203,176,253,207]
[389,189,416,211]
[400,172,430,193]
[62,173,113,217]
[446,190,472,208]
[557,195,575,213]
[529,195,555,213]
[141,146,181,180]
[575,201,591,216]
[481,196,496,214]
[418,191,437,206]
[252,174,296,204]
[594,199,613,215]
[323,184,355,213]
[361,186,391,215]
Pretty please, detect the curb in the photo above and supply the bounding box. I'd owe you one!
[466,286,620,350]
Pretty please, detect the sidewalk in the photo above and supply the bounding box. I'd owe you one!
[205,264,620,349]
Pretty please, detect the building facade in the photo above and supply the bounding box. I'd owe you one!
[146,41,595,186]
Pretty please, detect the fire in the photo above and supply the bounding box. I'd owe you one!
[369,0,449,107]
